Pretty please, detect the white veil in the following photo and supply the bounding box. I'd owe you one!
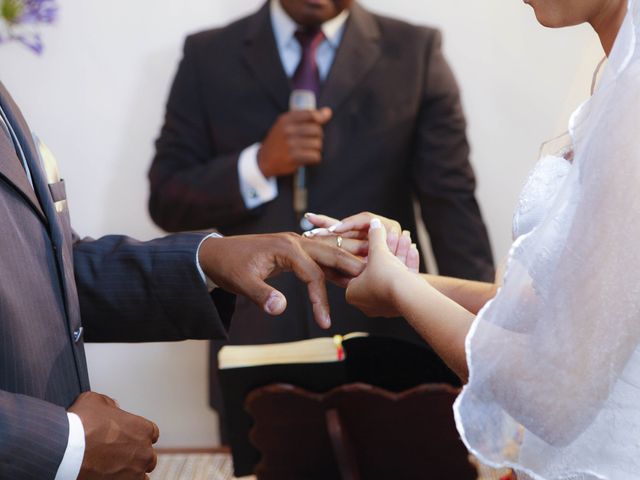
[454,1,640,478]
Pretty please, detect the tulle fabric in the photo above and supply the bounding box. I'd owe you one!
[454,1,640,478]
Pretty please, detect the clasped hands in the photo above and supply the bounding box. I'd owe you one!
[200,211,420,328]
[302,211,421,318]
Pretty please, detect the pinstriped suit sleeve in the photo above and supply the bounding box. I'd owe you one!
[73,232,235,343]
[0,391,69,480]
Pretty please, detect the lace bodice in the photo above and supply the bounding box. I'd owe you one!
[512,155,572,240]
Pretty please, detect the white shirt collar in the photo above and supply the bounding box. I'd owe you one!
[270,0,350,50]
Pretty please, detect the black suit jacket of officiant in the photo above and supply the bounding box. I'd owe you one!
[148,2,494,412]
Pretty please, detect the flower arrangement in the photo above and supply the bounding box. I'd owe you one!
[0,0,58,54]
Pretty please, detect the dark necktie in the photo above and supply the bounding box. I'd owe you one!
[292,28,325,95]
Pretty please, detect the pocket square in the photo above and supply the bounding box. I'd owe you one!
[34,135,67,212]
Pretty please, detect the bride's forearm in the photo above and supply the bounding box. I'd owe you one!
[420,274,497,315]
[391,273,475,382]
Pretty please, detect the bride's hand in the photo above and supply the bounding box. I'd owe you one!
[346,218,420,318]
[304,212,407,255]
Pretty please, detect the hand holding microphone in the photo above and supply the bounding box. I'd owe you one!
[256,92,332,179]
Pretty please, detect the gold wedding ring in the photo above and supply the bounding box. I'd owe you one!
[336,236,343,249]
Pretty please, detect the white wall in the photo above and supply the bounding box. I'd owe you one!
[0,0,602,447]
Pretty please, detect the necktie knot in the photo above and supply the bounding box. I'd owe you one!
[294,28,325,50]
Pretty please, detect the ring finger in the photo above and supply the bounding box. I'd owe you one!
[309,235,369,257]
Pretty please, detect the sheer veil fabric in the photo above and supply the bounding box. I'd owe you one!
[454,1,640,478]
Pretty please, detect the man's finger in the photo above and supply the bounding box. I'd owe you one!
[288,110,319,123]
[301,239,365,277]
[264,289,288,316]
[98,393,118,408]
[294,149,322,165]
[291,136,323,151]
[307,281,331,329]
[291,123,324,138]
[289,108,332,125]
[307,235,368,257]
[239,274,288,316]
[322,268,352,289]
[146,449,158,473]
[150,421,160,444]
[285,247,331,329]
[312,107,333,125]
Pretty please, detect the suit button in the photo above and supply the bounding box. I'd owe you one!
[73,326,84,343]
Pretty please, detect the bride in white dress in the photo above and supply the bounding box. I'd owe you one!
[305,0,640,478]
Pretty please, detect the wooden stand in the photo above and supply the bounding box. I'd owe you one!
[246,383,477,480]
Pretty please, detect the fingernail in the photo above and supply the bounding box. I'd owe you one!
[302,228,325,238]
[304,212,316,219]
[402,230,410,238]
[265,292,285,315]
[309,228,333,237]
[323,314,332,329]
[328,222,342,232]
[411,243,417,250]
[370,218,382,230]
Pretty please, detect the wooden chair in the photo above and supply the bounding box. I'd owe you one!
[245,382,477,480]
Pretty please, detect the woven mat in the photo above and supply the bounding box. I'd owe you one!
[150,453,255,480]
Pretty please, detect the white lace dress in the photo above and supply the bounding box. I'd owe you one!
[454,1,640,479]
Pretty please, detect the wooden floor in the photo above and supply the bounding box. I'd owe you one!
[150,450,510,480]
[151,450,255,480]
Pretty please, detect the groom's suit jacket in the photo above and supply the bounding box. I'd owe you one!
[149,1,494,414]
[0,82,234,479]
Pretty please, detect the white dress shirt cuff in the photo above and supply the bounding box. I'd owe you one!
[238,143,278,209]
[54,412,85,480]
[196,233,223,291]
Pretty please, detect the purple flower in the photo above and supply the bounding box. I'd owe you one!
[0,0,58,55]
[19,0,58,24]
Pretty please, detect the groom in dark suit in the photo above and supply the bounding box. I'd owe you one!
[0,79,361,479]
[148,0,494,432]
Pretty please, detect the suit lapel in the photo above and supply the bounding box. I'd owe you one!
[0,84,47,222]
[242,2,291,112]
[319,3,381,112]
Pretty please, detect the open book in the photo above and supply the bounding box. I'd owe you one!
[218,332,368,369]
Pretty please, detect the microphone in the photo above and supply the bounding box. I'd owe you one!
[289,89,317,231]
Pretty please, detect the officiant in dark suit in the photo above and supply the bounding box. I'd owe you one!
[148,0,494,431]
